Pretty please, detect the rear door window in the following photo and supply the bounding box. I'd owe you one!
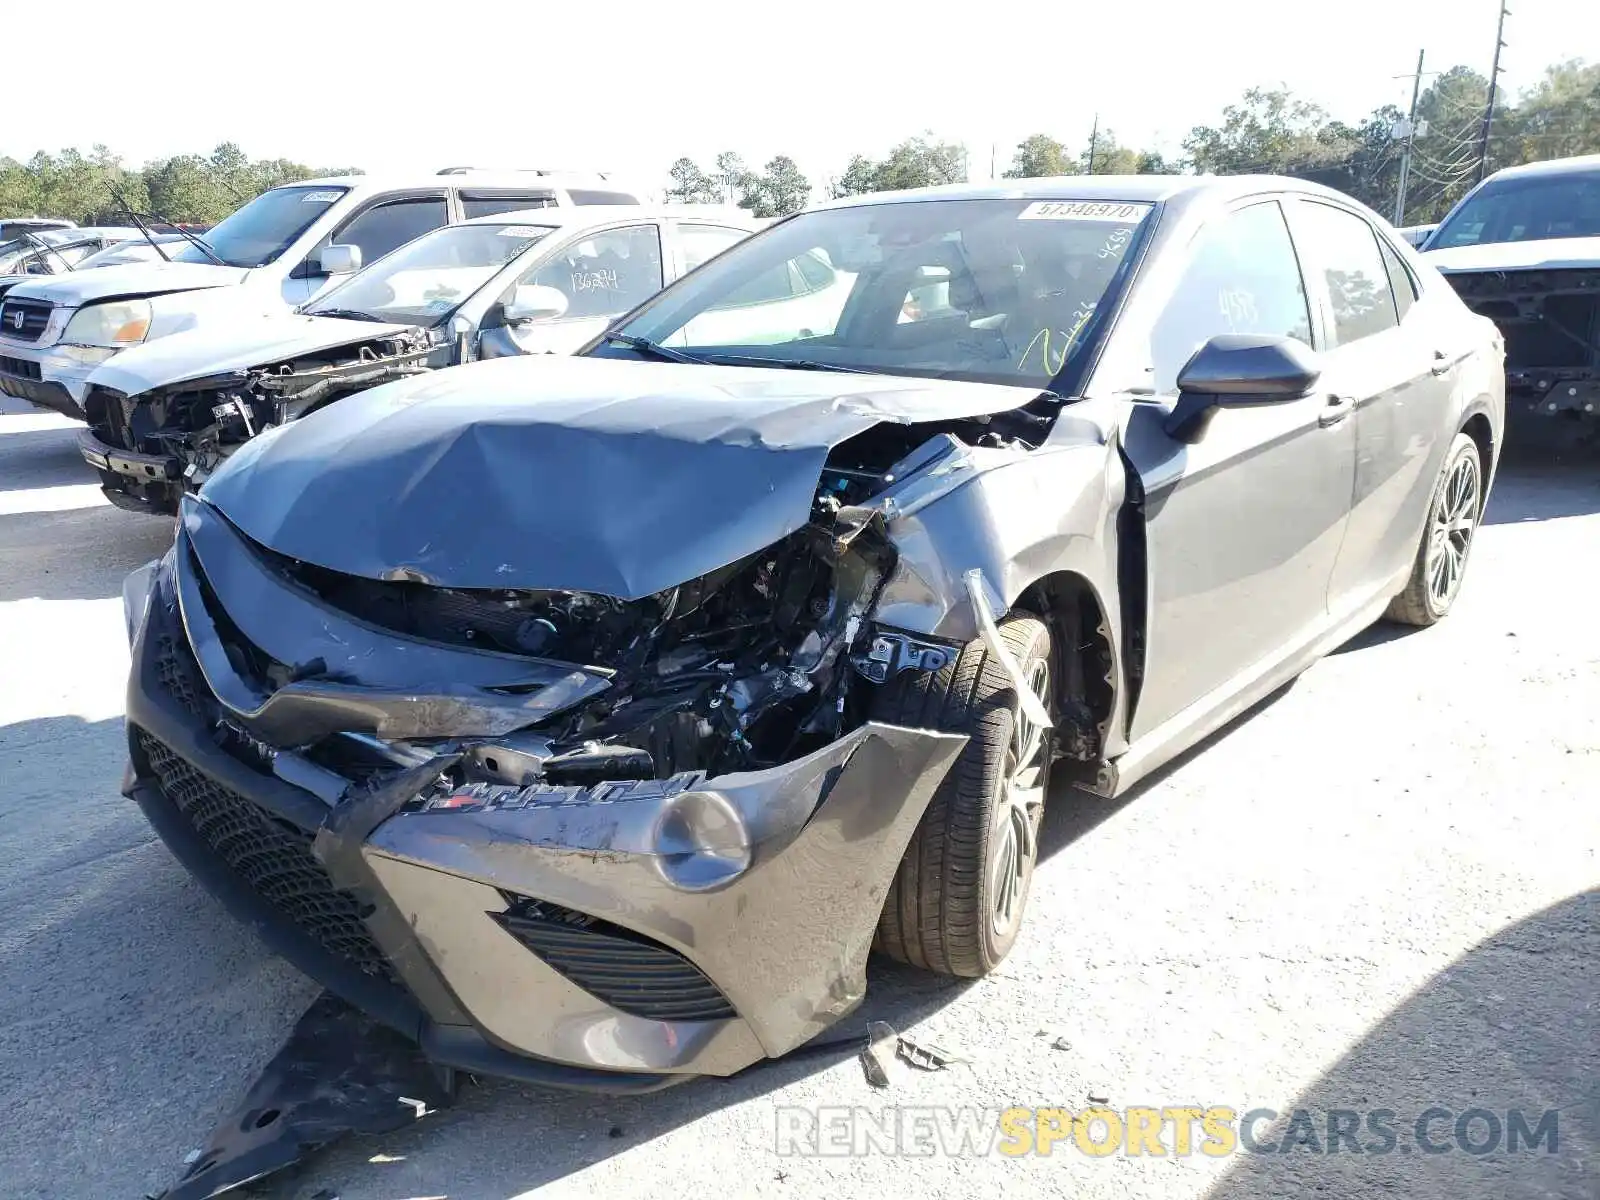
[461,191,557,218]
[678,224,752,273]
[1293,201,1400,346]
[566,189,641,205]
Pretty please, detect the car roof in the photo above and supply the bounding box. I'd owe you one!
[280,170,641,193]
[1483,153,1600,182]
[806,173,1395,230]
[459,204,760,229]
[807,173,1368,215]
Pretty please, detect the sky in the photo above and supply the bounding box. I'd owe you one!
[11,0,1596,193]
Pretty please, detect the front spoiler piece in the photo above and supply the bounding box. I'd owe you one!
[155,992,456,1200]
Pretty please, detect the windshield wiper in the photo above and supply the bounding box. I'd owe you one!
[108,189,172,263]
[304,307,385,322]
[601,333,710,364]
[702,353,883,375]
[19,231,76,273]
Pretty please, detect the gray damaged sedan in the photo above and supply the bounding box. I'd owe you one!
[121,176,1504,1090]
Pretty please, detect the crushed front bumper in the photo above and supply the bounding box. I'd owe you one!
[77,428,185,514]
[124,548,965,1089]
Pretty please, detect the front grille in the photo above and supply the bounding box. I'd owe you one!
[137,729,402,988]
[494,897,737,1022]
[0,355,41,381]
[0,297,52,342]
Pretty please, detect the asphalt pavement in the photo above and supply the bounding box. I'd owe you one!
[0,394,1595,1199]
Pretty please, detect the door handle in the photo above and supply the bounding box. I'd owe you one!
[1431,348,1467,376]
[1318,394,1355,427]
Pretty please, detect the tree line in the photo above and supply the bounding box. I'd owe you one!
[4,59,1596,228]
[0,142,361,227]
[667,58,1598,224]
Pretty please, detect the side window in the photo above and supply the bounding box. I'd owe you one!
[518,224,664,319]
[461,192,555,219]
[679,225,752,274]
[1377,236,1417,322]
[567,189,641,205]
[1294,202,1400,346]
[333,197,449,267]
[1149,201,1313,394]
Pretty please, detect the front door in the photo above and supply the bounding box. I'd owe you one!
[477,223,666,360]
[1120,198,1357,744]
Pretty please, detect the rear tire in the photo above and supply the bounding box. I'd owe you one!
[872,614,1053,977]
[1386,431,1483,627]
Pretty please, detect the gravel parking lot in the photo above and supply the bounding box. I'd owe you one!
[1,394,1595,1200]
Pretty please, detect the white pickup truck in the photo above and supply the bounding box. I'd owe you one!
[0,169,644,419]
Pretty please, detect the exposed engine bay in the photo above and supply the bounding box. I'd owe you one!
[85,327,444,499]
[234,410,1055,797]
[1443,267,1600,420]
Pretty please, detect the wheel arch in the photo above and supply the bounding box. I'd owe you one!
[1009,569,1121,774]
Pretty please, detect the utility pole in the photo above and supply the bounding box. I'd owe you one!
[1394,49,1426,226]
[1086,113,1100,174]
[1475,0,1509,183]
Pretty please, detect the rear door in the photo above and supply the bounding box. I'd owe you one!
[1285,198,1452,616]
[1121,198,1357,744]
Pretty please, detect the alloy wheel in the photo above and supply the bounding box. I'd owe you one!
[991,657,1050,937]
[1425,450,1481,612]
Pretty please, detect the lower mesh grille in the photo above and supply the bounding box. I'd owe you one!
[137,730,401,988]
[494,897,736,1022]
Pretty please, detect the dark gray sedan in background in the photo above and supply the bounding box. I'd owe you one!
[120,175,1503,1091]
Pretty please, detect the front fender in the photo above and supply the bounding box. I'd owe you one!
[874,439,1124,644]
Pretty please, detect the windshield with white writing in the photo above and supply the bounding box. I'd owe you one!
[604,197,1152,387]
[170,185,349,268]
[305,221,556,326]
[1432,173,1600,248]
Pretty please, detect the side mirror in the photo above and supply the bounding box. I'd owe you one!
[502,284,569,325]
[1164,334,1322,443]
[318,244,363,276]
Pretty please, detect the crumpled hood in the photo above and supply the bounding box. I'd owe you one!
[91,313,421,397]
[8,260,249,306]
[1424,236,1600,274]
[202,354,1040,599]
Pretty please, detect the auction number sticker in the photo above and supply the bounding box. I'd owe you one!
[1018,201,1153,221]
[301,190,344,203]
[498,226,546,238]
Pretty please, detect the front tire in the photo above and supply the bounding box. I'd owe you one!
[872,614,1053,977]
[1386,431,1483,627]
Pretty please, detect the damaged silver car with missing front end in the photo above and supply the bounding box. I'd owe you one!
[79,205,758,514]
[121,177,1502,1090]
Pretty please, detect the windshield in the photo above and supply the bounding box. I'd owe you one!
[168,185,349,268]
[603,197,1152,387]
[1431,171,1600,249]
[305,221,558,326]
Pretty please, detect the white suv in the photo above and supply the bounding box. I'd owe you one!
[0,169,644,419]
